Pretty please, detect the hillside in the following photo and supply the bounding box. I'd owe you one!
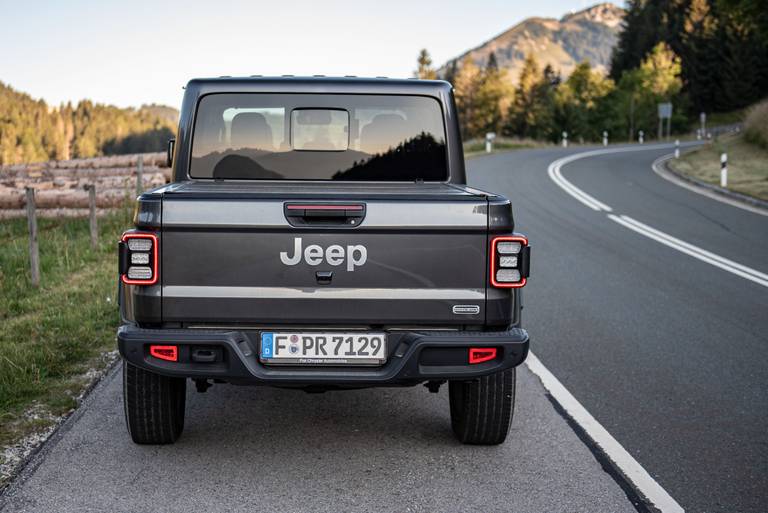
[0,81,179,166]
[440,3,625,82]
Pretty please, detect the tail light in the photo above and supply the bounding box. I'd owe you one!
[119,232,158,285]
[490,235,530,288]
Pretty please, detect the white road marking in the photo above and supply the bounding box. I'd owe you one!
[547,144,686,213]
[525,352,685,513]
[651,154,768,218]
[546,144,768,288]
[609,214,768,288]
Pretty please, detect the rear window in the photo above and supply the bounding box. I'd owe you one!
[190,94,447,181]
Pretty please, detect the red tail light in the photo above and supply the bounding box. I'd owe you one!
[490,235,529,288]
[120,232,158,285]
[469,347,497,364]
[149,345,178,362]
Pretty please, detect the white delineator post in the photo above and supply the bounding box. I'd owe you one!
[602,131,608,146]
[562,131,568,148]
[638,130,644,144]
[485,132,496,153]
[674,139,680,159]
[720,153,728,188]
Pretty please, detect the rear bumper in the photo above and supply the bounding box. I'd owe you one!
[117,325,529,387]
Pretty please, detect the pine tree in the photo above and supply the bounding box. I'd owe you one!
[474,53,512,136]
[415,49,438,80]
[452,56,482,138]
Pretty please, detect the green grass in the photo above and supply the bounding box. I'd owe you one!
[0,208,132,449]
[463,136,541,157]
[668,133,768,201]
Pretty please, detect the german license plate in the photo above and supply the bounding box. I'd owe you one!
[260,332,387,365]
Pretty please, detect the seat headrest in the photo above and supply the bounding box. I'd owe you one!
[230,112,274,151]
[359,113,409,154]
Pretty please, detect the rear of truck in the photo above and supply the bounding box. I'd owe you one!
[117,78,530,445]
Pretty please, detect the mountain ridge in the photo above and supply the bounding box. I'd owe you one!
[440,3,625,82]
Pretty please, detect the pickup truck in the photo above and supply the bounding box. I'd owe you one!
[117,76,530,446]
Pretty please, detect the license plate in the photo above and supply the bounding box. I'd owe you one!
[260,332,387,366]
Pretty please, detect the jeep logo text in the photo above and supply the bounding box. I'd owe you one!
[280,237,367,271]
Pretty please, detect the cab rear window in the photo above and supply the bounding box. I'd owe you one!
[189,94,447,181]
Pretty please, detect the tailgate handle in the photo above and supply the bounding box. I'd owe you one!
[284,203,366,227]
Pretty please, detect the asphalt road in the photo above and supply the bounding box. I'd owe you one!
[469,145,768,513]
[0,365,636,513]
[2,144,766,513]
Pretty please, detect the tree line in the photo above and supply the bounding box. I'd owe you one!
[0,81,177,166]
[415,0,767,143]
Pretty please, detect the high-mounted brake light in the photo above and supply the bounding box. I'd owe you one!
[120,232,158,285]
[490,235,529,288]
[149,345,178,362]
[469,347,497,364]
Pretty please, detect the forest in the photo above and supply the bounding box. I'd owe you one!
[417,0,767,143]
[0,82,177,166]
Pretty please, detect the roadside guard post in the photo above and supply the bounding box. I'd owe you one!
[602,131,608,146]
[562,131,568,148]
[638,130,644,144]
[721,153,728,187]
[485,132,496,153]
[675,140,680,159]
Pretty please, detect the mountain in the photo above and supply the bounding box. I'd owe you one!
[440,3,625,83]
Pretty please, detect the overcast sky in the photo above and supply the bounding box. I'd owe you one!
[0,0,602,109]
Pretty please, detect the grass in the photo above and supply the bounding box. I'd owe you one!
[0,208,132,451]
[668,133,768,201]
[744,99,768,149]
[463,136,542,157]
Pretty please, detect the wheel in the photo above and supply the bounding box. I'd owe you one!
[123,361,186,444]
[449,368,516,445]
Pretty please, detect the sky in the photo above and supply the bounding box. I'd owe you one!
[0,0,601,109]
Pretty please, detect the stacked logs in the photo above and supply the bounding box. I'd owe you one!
[0,153,170,211]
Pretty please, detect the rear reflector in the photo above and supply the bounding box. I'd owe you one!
[149,345,178,362]
[469,347,497,364]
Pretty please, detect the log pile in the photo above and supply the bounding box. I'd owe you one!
[0,153,170,212]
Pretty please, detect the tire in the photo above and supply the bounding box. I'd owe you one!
[449,368,516,445]
[123,361,186,444]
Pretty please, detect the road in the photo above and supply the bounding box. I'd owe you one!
[0,364,636,513]
[2,144,766,512]
[469,144,768,513]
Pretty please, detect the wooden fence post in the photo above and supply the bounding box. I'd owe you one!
[136,155,144,195]
[25,187,40,287]
[87,184,98,249]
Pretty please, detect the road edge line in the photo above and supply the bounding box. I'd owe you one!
[651,155,768,217]
[525,352,685,513]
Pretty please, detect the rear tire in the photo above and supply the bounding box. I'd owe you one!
[449,368,515,445]
[123,362,186,444]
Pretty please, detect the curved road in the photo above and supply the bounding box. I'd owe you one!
[469,144,768,513]
[2,145,766,513]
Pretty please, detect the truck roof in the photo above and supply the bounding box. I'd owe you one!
[184,76,453,96]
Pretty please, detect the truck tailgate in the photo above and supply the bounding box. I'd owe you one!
[160,183,489,326]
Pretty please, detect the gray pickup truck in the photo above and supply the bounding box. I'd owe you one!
[117,76,530,446]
